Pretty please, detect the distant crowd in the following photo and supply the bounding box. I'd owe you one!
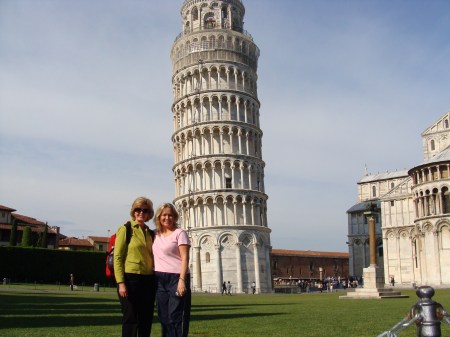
[274,276,363,292]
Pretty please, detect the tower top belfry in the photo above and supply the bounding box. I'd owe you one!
[171,0,260,76]
[179,0,245,31]
[170,0,271,293]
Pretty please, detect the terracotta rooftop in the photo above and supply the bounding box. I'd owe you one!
[12,213,46,226]
[59,237,93,248]
[0,223,58,233]
[88,236,109,243]
[272,249,349,258]
[0,204,17,212]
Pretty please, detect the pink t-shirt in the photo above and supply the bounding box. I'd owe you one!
[153,228,190,274]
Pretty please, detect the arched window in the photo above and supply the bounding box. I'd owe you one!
[390,182,395,189]
[372,186,377,197]
[205,252,210,263]
[377,241,383,257]
[204,13,216,29]
[430,139,435,151]
[184,22,191,34]
[192,8,199,21]
[442,187,450,214]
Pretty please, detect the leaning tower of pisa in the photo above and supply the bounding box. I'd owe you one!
[170,0,272,293]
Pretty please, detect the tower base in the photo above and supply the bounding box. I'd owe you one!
[340,265,408,299]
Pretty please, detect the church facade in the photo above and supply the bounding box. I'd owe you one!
[170,0,272,293]
[347,111,450,287]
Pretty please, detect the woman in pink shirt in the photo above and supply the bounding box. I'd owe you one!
[153,203,191,337]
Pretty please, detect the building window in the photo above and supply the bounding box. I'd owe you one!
[372,186,377,197]
[206,252,210,263]
[390,201,395,207]
[390,182,395,189]
[445,119,449,128]
[205,15,216,29]
[442,187,450,214]
[377,242,383,257]
[430,139,435,151]
[225,178,232,188]
[192,8,199,21]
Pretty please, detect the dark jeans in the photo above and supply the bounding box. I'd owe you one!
[118,273,156,337]
[155,272,191,337]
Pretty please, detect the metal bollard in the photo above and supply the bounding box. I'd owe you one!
[411,286,443,337]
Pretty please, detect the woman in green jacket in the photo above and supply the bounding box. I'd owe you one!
[114,196,156,337]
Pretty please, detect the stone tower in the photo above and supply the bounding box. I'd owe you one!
[170,0,272,293]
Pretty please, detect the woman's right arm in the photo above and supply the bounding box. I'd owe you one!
[114,225,128,297]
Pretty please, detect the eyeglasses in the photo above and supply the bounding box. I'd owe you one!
[134,208,150,214]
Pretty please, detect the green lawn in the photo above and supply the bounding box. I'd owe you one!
[0,286,449,337]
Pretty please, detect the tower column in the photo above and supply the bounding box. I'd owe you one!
[215,244,222,292]
[243,199,247,225]
[237,129,242,154]
[194,246,202,289]
[235,242,243,292]
[219,131,224,153]
[253,243,261,291]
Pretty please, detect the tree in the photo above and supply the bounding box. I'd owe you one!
[38,224,48,248]
[9,219,18,246]
[21,226,32,247]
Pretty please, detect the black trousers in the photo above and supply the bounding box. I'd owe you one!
[155,272,191,337]
[118,273,156,337]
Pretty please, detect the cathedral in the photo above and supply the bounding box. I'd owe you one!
[170,0,272,293]
[347,111,450,287]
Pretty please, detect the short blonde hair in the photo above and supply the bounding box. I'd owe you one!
[153,203,179,231]
[130,196,154,221]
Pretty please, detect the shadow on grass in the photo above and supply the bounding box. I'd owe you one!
[0,292,286,330]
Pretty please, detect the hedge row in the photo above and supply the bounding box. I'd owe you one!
[0,246,114,286]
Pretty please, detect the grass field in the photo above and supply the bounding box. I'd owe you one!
[0,285,449,337]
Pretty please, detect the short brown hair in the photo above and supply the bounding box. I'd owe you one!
[130,196,154,221]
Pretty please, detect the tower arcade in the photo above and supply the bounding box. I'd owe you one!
[170,0,272,293]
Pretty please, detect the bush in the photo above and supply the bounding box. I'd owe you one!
[0,246,113,285]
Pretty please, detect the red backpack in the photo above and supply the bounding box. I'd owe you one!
[105,222,154,279]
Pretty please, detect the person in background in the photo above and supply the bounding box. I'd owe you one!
[69,273,74,291]
[114,196,156,337]
[222,281,227,295]
[390,276,395,287]
[153,202,191,337]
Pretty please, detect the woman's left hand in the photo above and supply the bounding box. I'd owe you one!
[177,278,186,296]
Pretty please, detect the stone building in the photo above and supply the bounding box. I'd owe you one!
[347,111,450,287]
[0,204,61,248]
[271,249,349,282]
[170,0,272,293]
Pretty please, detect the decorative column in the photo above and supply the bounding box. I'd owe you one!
[194,246,202,289]
[235,242,243,293]
[253,243,261,292]
[215,244,222,293]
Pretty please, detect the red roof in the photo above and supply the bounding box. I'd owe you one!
[0,205,16,212]
[59,237,93,248]
[87,236,109,243]
[0,223,58,234]
[12,213,46,226]
[272,249,349,258]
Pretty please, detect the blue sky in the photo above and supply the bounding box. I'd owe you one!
[1,0,449,252]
